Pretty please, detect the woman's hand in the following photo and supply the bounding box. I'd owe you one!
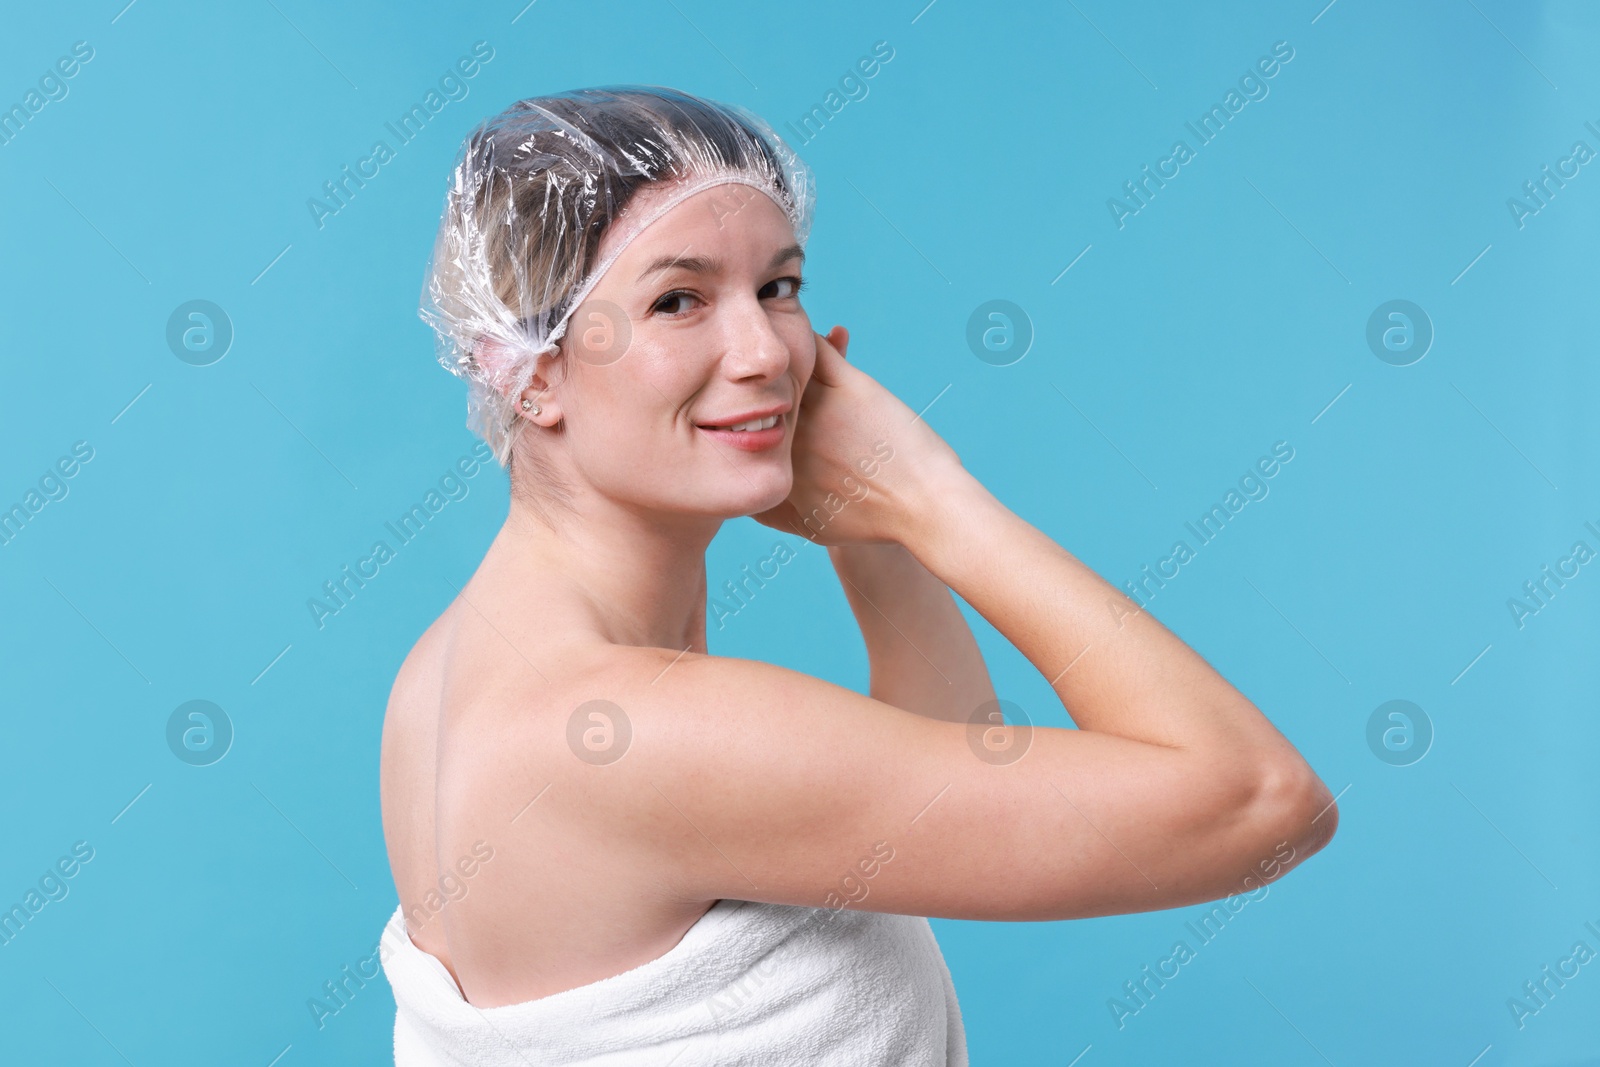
[752,325,967,547]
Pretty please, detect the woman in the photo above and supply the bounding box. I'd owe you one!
[378,85,1337,1064]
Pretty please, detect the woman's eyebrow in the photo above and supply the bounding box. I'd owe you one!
[636,244,805,282]
[769,244,805,270]
[637,252,717,281]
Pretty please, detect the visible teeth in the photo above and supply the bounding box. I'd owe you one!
[724,414,779,432]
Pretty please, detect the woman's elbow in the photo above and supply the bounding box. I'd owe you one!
[1253,759,1339,863]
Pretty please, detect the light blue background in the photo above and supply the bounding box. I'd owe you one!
[2,1,1597,1063]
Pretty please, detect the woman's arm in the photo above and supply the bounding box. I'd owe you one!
[827,542,996,723]
[582,460,1336,922]
[808,325,998,724]
[584,332,1335,921]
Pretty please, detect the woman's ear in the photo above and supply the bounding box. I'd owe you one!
[514,373,561,427]
[514,348,564,428]
[474,336,563,427]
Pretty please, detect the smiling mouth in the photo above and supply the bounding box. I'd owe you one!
[694,411,788,452]
[702,414,781,433]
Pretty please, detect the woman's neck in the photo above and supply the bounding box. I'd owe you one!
[483,491,714,655]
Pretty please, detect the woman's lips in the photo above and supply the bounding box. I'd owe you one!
[696,416,786,452]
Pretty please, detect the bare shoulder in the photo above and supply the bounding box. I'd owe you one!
[386,609,452,711]
[425,640,689,825]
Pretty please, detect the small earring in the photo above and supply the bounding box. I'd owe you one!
[521,398,541,415]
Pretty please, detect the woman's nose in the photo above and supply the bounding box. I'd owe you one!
[720,297,791,380]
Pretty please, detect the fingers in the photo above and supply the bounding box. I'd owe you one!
[811,329,847,387]
[827,324,850,359]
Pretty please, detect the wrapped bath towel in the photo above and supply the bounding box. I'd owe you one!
[378,896,968,1065]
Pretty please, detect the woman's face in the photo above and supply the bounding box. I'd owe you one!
[541,179,817,521]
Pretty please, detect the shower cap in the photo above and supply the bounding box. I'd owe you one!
[418,84,817,466]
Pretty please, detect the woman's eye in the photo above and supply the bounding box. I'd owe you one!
[652,290,698,316]
[653,277,806,315]
[763,276,807,300]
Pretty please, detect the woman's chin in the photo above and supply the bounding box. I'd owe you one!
[665,466,792,521]
[727,481,794,521]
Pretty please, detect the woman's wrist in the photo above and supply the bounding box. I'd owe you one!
[891,463,1002,578]
[826,541,920,583]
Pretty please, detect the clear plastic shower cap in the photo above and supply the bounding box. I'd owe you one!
[419,84,817,467]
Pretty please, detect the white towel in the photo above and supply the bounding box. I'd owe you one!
[378,897,968,1065]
